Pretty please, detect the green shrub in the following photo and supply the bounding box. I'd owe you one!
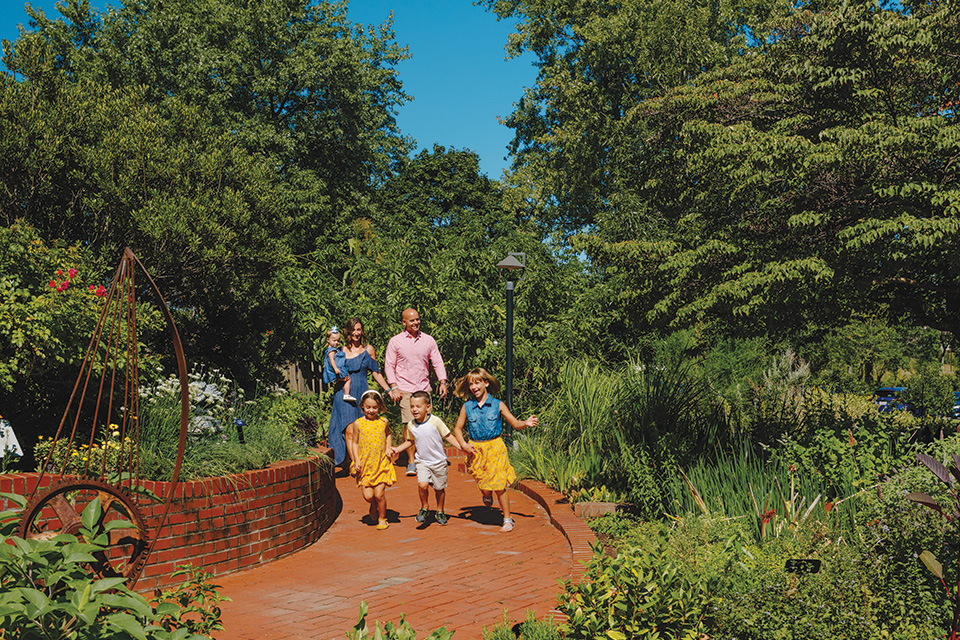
[134,387,322,481]
[483,611,562,640]
[556,541,718,640]
[0,493,211,640]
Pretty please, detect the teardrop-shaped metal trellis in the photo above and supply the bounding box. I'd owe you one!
[17,248,188,587]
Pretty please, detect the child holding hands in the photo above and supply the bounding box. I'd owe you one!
[390,391,463,526]
[453,368,537,533]
[346,390,396,530]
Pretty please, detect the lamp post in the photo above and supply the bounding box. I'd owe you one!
[496,252,526,415]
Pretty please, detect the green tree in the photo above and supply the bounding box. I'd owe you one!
[0,41,295,384]
[8,0,412,256]
[482,0,783,234]
[340,145,579,407]
[613,0,960,338]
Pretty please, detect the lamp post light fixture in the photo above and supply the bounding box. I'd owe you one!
[496,252,526,416]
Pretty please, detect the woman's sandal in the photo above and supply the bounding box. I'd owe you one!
[500,518,515,533]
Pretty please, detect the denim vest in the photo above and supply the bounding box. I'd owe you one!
[464,397,502,442]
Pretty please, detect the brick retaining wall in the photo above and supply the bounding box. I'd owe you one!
[0,452,342,592]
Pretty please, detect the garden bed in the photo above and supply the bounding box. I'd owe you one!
[0,449,341,591]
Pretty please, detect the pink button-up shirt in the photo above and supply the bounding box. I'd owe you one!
[384,330,447,393]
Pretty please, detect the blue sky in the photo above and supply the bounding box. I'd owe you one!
[0,0,536,178]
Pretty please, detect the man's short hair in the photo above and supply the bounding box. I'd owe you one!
[411,390,432,405]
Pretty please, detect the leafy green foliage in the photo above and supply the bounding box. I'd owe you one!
[906,448,960,638]
[150,566,230,638]
[0,494,211,640]
[346,600,453,640]
[482,611,561,640]
[556,541,718,640]
[136,388,323,482]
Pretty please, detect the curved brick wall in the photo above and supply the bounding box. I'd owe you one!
[0,452,342,592]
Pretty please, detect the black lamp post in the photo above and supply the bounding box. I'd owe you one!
[495,252,526,415]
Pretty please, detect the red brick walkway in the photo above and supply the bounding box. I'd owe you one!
[215,459,576,639]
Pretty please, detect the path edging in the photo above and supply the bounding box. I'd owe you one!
[516,479,595,583]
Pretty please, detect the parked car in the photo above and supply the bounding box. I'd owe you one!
[953,392,960,419]
[873,387,910,413]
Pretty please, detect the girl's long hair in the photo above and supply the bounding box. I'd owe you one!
[454,367,500,400]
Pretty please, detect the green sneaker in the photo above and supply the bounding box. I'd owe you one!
[436,512,448,526]
[416,508,428,523]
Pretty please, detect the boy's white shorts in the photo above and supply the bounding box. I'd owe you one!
[416,460,449,490]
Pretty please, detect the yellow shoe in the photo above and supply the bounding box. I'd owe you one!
[377,519,389,530]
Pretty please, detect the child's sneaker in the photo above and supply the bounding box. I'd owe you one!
[377,519,389,530]
[500,518,514,533]
[436,512,448,526]
[343,394,357,403]
[416,508,428,523]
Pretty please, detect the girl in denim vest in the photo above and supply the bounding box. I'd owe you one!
[453,368,537,532]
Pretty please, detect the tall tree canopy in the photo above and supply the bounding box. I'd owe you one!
[585,0,960,338]
[0,0,415,384]
[482,0,784,233]
[486,0,960,350]
[7,0,411,255]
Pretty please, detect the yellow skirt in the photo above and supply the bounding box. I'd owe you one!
[352,453,396,488]
[467,437,516,492]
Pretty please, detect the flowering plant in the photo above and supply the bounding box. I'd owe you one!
[140,368,244,440]
[34,426,131,476]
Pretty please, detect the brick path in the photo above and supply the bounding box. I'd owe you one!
[214,458,577,639]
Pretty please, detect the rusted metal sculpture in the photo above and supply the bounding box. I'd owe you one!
[17,248,188,587]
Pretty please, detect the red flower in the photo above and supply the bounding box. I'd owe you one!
[761,509,776,524]
[68,268,77,279]
[96,285,107,297]
[57,269,62,276]
[49,280,57,288]
[824,501,834,512]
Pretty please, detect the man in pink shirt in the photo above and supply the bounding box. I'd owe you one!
[385,308,448,475]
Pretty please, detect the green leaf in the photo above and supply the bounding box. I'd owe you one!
[80,498,103,532]
[104,611,150,640]
[919,550,944,580]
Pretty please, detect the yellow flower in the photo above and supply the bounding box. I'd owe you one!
[112,431,120,438]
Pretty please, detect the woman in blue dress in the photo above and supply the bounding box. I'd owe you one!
[328,318,390,472]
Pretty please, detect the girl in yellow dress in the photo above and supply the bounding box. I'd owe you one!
[346,390,397,530]
[453,368,537,533]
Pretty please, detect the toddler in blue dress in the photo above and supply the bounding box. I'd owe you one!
[323,327,356,403]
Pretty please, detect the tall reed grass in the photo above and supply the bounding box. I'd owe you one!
[663,440,860,538]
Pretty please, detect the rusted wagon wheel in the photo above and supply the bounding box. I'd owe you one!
[17,478,150,581]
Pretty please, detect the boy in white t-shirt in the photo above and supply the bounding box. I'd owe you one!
[389,390,462,525]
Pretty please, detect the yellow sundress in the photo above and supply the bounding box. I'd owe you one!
[351,416,397,488]
[467,437,516,491]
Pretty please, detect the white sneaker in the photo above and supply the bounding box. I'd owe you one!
[343,394,356,403]
[406,462,417,476]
